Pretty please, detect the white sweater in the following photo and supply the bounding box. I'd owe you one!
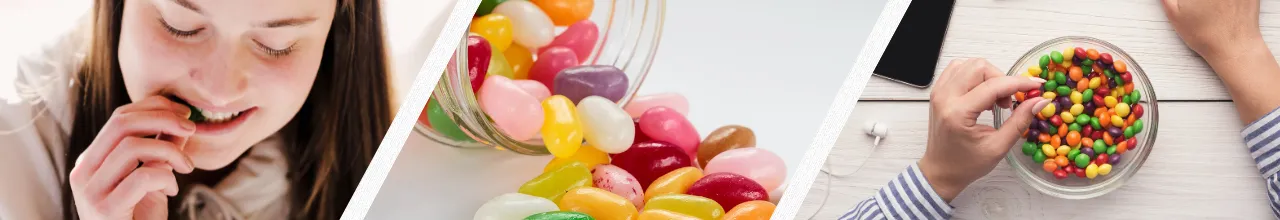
[0,16,292,220]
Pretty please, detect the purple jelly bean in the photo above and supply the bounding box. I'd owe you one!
[1108,127,1123,138]
[1027,129,1040,142]
[1038,121,1052,133]
[1084,102,1097,115]
[1082,147,1096,158]
[553,65,629,103]
[1109,153,1121,164]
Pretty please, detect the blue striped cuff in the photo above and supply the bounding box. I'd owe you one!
[871,163,954,220]
[1245,106,1280,176]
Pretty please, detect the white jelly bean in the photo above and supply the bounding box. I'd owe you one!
[492,1,555,49]
[473,193,559,220]
[578,96,635,153]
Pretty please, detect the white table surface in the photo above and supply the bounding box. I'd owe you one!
[363,0,891,218]
[799,0,1280,219]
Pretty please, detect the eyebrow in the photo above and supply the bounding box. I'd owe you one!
[171,0,202,13]
[261,17,318,28]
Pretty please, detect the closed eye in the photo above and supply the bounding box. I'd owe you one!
[158,18,202,38]
[254,40,295,58]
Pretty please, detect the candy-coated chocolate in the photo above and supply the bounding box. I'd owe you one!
[686,173,768,209]
[540,20,599,61]
[467,35,494,92]
[542,95,585,158]
[703,148,787,191]
[529,47,580,89]
[493,1,555,48]
[644,194,725,220]
[697,125,757,167]
[593,164,645,209]
[578,96,636,153]
[523,211,594,220]
[722,201,776,220]
[474,193,559,220]
[478,75,543,140]
[471,14,515,51]
[639,107,701,162]
[624,93,690,118]
[611,140,693,188]
[645,167,704,201]
[554,65,629,103]
[519,161,592,202]
[532,0,594,26]
[557,187,639,220]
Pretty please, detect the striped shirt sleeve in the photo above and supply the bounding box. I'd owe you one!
[840,163,954,220]
[1246,107,1280,219]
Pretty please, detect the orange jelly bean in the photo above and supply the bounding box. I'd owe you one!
[1098,112,1112,128]
[1087,49,1100,60]
[1055,156,1069,167]
[1125,83,1135,94]
[1050,135,1061,148]
[1082,137,1094,148]
[1103,133,1115,145]
[1066,131,1081,147]
[531,0,594,26]
[721,201,776,220]
[1058,124,1068,137]
[1038,133,1051,143]
[1077,79,1089,91]
[1115,60,1128,73]
[1069,66,1084,81]
[558,187,639,220]
[1043,160,1058,172]
[1117,141,1129,154]
[1016,92,1026,102]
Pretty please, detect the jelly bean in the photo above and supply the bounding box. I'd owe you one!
[1104,96,1117,108]
[1067,148,1080,160]
[1029,66,1043,76]
[1111,115,1124,129]
[1066,131,1081,147]
[1076,78,1090,91]
[612,140,693,188]
[1096,153,1109,165]
[646,167,704,200]
[1044,81,1059,93]
[1063,47,1076,62]
[1041,103,1057,118]
[1132,104,1145,118]
[545,145,610,173]
[1083,89,1095,101]
[531,0,594,26]
[1056,145,1070,156]
[514,79,553,101]
[1109,153,1122,164]
[1015,91,1026,102]
[1086,49,1100,60]
[1074,153,1090,168]
[479,75,544,140]
[1060,112,1075,124]
[1069,66,1084,82]
[542,95,585,158]
[1107,145,1116,155]
[1124,126,1135,138]
[519,161,592,201]
[638,107,701,161]
[505,45,535,79]
[1115,60,1128,73]
[1037,133,1050,143]
[1021,142,1036,156]
[1039,55,1050,69]
[558,187,639,220]
[1042,160,1057,172]
[1116,140,1128,154]
[1028,89,1043,100]
[1127,138,1137,149]
[1049,137,1061,148]
[1034,150,1046,163]
[1055,155,1069,167]
[1134,119,1144,132]
[1089,77,1102,89]
[1085,163,1099,179]
[698,125,757,167]
[529,47,580,89]
[493,1,555,48]
[577,96,635,153]
[489,45,517,79]
[1041,144,1056,157]
[555,65,629,103]
[1058,124,1068,137]
[704,148,787,191]
[540,20,599,61]
[1053,169,1068,179]
[1100,53,1113,64]
[722,201,776,220]
[472,14,515,51]
[638,210,700,220]
[1098,164,1114,176]
[1069,91,1083,104]
[1132,92,1142,104]
[1072,47,1086,59]
[1051,51,1064,64]
[1114,102,1130,118]
[474,193,560,220]
[1075,167,1087,178]
[1055,72,1068,85]
[593,164,644,209]
[644,194,726,220]
[624,93,690,118]
[468,35,494,92]
[524,211,594,220]
[1076,114,1090,126]
[425,98,473,142]
[687,173,768,209]
[1037,121,1051,134]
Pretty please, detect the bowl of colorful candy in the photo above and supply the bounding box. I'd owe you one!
[994,36,1159,199]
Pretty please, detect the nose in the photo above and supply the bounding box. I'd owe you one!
[190,39,251,106]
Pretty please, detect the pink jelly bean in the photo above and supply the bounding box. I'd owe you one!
[703,148,786,191]
[512,79,552,101]
[477,75,543,140]
[638,107,700,162]
[686,172,768,210]
[528,46,579,90]
[538,20,598,62]
[624,93,689,118]
[592,164,645,210]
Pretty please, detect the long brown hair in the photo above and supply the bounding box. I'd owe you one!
[63,0,392,219]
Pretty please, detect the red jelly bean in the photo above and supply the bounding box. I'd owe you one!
[1133,104,1144,118]
[686,173,768,209]
[1074,47,1088,60]
[1100,53,1113,64]
[1096,153,1109,165]
[467,36,494,92]
[1050,115,1064,126]
[1092,130,1104,140]
[1121,73,1133,83]
[633,119,650,144]
[1082,126,1094,138]
[1054,169,1068,179]
[1093,96,1105,107]
[1126,138,1137,149]
[611,140,693,188]
[1028,89,1042,100]
[1075,168,1087,177]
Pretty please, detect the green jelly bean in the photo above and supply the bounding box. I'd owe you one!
[1122,95,1132,105]
[1041,69,1051,79]
[1075,153,1091,168]
[1115,77,1125,86]
[1056,86,1071,97]
[1049,125,1058,135]
[427,99,474,142]
[1082,89,1094,101]
[1091,119,1102,130]
[1051,51,1064,64]
[1040,55,1051,69]
[1124,126,1135,138]
[1055,72,1068,85]
[1082,59,1094,67]
[1132,90,1141,102]
[1034,150,1047,163]
[1068,149,1080,159]
[1093,142,1107,155]
[1082,65,1092,75]
[1105,69,1115,78]
[1134,119,1144,132]
[525,211,594,220]
[1022,142,1037,156]
[1045,80,1059,92]
[1076,114,1091,126]
[1069,123,1081,132]
[1107,145,1117,155]
[475,0,509,16]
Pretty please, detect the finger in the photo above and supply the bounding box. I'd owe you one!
[958,76,1046,113]
[98,165,178,217]
[955,58,1010,94]
[85,137,193,198]
[133,191,169,220]
[75,97,192,173]
[78,110,197,175]
[993,97,1051,148]
[1160,0,1178,16]
[931,58,969,99]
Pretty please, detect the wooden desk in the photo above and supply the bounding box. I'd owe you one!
[799,0,1280,219]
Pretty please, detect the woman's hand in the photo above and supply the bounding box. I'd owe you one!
[1160,0,1263,62]
[68,96,198,220]
[919,58,1049,202]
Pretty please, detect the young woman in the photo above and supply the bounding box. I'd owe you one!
[0,0,394,219]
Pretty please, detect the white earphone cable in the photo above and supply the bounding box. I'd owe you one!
[804,123,883,219]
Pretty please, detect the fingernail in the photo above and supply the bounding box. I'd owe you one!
[185,155,196,173]
[181,120,196,131]
[1033,98,1052,113]
[1028,76,1047,83]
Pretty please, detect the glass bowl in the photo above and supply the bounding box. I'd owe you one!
[994,36,1159,199]
[414,0,665,155]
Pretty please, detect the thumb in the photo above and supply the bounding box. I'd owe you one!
[1160,0,1178,16]
[133,191,169,220]
[994,97,1050,147]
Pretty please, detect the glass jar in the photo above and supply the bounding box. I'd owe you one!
[415,0,665,155]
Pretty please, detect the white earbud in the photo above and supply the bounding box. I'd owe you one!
[864,121,888,146]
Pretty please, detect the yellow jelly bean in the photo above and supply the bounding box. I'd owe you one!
[1089,77,1101,89]
[1114,102,1131,117]
[1069,91,1082,105]
[558,187,639,220]
[488,43,516,78]
[638,209,701,220]
[1060,111,1075,124]
[1042,91,1058,100]
[644,194,725,220]
[1063,47,1075,63]
[519,161,592,202]
[1040,103,1057,118]
[1070,103,1084,116]
[1086,163,1099,179]
[1099,163,1113,175]
[1056,145,1070,157]
[470,14,515,51]
[1028,66,1043,76]
[722,201,776,220]
[544,144,610,173]
[1111,115,1124,128]
[646,167,704,201]
[1042,144,1056,157]
[1104,96,1117,108]
[504,45,534,79]
[542,95,584,158]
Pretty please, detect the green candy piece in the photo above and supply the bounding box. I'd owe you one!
[1082,89,1094,101]
[186,104,204,122]
[1056,86,1071,97]
[1093,140,1107,154]
[1055,72,1068,85]
[1132,90,1142,102]
[1082,65,1092,75]
[524,211,595,220]
[1082,59,1094,67]
[1124,126,1135,138]
[1069,123,1081,132]
[1044,80,1059,92]
[1034,150,1047,164]
[1091,119,1102,130]
[427,99,474,142]
[1134,119,1145,132]
[1023,142,1038,156]
[1067,149,1081,159]
[1051,51,1064,64]
[1115,77,1125,86]
[1040,55,1051,69]
[1122,95,1132,105]
[475,0,509,17]
[1107,145,1117,155]
[1075,153,1091,168]
[1049,125,1058,135]
[1076,114,1091,126]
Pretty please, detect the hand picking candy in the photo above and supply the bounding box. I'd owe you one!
[1014,46,1147,180]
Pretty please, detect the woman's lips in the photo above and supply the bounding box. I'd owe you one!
[194,107,256,135]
